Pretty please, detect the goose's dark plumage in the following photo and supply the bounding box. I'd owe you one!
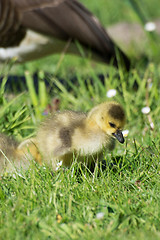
[0,0,130,69]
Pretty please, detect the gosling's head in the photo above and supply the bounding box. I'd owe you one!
[88,101,126,143]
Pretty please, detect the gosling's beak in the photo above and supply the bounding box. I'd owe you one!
[112,130,124,144]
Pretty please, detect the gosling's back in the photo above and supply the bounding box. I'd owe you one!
[36,111,87,161]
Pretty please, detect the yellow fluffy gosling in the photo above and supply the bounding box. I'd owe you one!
[35,101,126,170]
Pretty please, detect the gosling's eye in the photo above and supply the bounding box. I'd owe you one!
[109,122,116,128]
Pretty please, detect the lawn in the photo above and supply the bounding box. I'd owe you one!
[0,0,160,239]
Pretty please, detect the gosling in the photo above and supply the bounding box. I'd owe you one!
[35,101,126,170]
[0,134,40,174]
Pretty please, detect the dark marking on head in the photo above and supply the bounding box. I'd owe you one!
[108,105,125,121]
[59,127,72,148]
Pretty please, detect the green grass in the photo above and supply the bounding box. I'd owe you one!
[0,0,160,239]
[0,61,160,239]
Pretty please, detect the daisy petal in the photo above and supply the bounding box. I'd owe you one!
[141,106,150,114]
[106,89,117,98]
[144,22,156,32]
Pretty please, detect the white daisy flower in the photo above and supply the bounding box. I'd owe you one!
[144,22,156,32]
[122,129,129,137]
[141,106,150,114]
[96,212,105,220]
[56,160,63,171]
[106,89,117,98]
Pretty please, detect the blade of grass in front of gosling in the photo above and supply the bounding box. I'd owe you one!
[25,71,41,119]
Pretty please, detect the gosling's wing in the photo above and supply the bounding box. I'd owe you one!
[0,0,130,69]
